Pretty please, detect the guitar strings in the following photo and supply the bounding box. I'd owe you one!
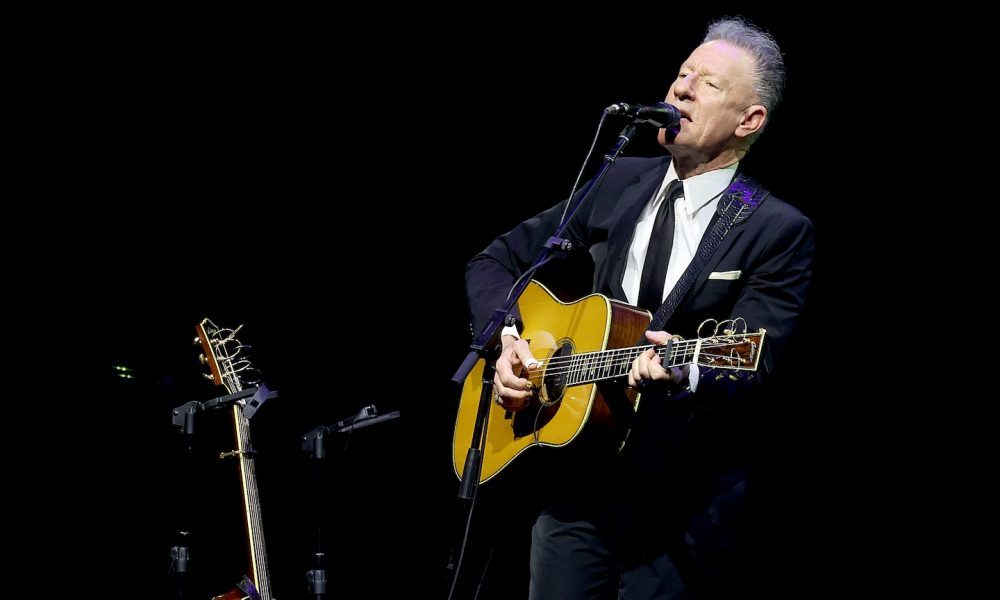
[537,347,741,372]
[237,408,272,598]
[511,342,757,386]
[532,338,739,365]
[528,339,753,370]
[217,336,272,600]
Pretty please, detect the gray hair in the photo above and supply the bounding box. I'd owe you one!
[703,17,785,116]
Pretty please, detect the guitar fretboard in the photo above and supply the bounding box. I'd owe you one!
[562,340,697,386]
[533,334,760,388]
[222,358,272,600]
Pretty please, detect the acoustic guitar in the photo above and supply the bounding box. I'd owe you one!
[452,280,764,484]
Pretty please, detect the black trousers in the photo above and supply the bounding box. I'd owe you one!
[527,503,743,600]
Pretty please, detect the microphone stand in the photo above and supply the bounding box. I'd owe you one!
[167,386,277,600]
[300,405,401,599]
[168,401,199,600]
[445,121,639,597]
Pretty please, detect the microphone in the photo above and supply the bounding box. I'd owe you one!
[605,102,682,128]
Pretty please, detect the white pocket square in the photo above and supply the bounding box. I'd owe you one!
[708,270,741,280]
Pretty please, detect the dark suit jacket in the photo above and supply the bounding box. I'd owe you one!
[465,155,814,550]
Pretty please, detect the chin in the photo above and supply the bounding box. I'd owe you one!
[659,126,680,146]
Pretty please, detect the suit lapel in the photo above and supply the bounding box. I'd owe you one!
[604,160,670,300]
[676,174,768,306]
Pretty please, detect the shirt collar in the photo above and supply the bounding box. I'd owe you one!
[663,161,739,218]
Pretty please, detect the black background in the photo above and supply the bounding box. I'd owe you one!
[42,7,903,598]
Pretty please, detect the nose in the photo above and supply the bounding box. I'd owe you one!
[672,73,695,101]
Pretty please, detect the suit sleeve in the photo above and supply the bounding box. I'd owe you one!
[465,198,591,335]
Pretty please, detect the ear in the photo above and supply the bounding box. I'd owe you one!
[735,104,767,139]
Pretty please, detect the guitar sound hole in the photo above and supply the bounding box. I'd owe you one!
[511,341,573,438]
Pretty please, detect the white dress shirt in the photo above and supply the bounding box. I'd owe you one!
[503,161,738,390]
[622,161,738,306]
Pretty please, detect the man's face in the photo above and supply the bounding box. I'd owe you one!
[658,40,762,160]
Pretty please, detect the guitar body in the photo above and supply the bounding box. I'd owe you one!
[453,281,650,484]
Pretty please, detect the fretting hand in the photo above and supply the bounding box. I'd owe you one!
[628,330,688,389]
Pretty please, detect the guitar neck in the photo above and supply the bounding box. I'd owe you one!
[196,318,275,600]
[231,407,272,600]
[560,341,688,387]
[558,335,760,387]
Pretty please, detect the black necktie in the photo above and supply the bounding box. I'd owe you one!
[637,179,684,312]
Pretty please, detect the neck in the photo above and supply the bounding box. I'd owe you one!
[671,146,745,179]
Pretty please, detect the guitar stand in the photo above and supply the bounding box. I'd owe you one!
[300,405,401,599]
[174,384,277,423]
[167,385,278,599]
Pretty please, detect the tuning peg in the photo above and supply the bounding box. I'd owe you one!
[198,353,208,365]
[202,373,214,382]
[193,335,202,346]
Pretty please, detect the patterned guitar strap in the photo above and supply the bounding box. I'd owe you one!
[644,172,769,336]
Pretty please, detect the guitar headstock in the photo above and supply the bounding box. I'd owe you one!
[194,318,254,394]
[693,319,766,371]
